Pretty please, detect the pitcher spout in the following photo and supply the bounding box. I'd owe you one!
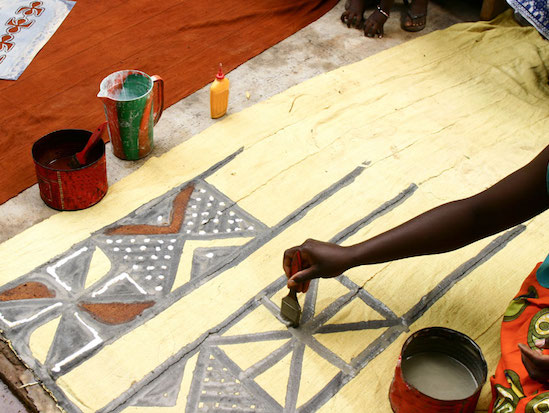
[98,71,124,103]
[97,90,115,105]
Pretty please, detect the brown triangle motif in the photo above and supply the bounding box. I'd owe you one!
[0,282,56,301]
[79,301,155,325]
[106,185,194,235]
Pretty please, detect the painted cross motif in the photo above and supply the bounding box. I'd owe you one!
[6,17,35,33]
[0,34,14,52]
[0,1,43,61]
[0,1,41,62]
[183,275,402,412]
[0,0,74,80]
[16,1,45,17]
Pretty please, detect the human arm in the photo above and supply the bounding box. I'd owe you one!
[283,145,549,290]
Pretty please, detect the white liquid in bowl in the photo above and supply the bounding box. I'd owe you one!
[402,352,479,401]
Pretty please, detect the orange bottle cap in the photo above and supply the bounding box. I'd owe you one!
[216,63,225,80]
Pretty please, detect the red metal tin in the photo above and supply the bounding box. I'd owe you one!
[389,327,487,413]
[32,129,107,210]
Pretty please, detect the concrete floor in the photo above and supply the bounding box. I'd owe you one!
[0,1,484,410]
[0,378,27,413]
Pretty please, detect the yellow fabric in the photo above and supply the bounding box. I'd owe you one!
[1,10,548,412]
[84,247,111,290]
[29,316,61,365]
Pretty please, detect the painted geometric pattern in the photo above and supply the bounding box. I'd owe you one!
[0,162,268,382]
[0,154,525,412]
[2,18,548,412]
[113,180,523,413]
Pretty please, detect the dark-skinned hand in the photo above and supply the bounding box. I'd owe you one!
[363,10,388,38]
[518,338,549,383]
[283,239,352,293]
[341,0,367,28]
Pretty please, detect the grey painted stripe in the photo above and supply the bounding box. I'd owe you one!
[241,339,295,380]
[300,279,318,325]
[199,383,241,394]
[196,147,245,180]
[403,225,526,324]
[338,275,398,320]
[290,329,356,376]
[211,346,283,412]
[298,324,408,412]
[284,342,305,413]
[329,183,418,245]
[184,348,209,412]
[297,371,346,413]
[350,324,408,370]
[316,319,401,333]
[209,330,292,345]
[304,289,357,332]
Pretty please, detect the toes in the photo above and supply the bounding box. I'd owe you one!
[403,15,425,29]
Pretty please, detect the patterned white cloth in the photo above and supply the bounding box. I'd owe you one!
[0,0,75,80]
[507,0,549,39]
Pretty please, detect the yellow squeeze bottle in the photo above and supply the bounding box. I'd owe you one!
[210,63,229,119]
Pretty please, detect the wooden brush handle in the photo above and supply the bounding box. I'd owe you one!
[75,122,107,165]
[290,251,302,276]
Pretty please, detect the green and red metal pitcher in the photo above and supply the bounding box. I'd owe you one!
[98,70,164,160]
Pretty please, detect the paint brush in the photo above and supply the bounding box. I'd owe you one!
[281,251,302,327]
[71,122,107,168]
[48,122,107,170]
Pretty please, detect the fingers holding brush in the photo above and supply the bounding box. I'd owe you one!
[283,246,300,278]
[283,239,353,292]
[288,271,312,293]
[283,248,310,293]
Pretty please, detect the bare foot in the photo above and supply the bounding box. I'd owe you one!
[402,0,428,32]
[341,0,376,29]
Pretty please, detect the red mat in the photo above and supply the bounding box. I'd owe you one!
[0,0,337,205]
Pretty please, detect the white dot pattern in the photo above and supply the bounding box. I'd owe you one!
[100,234,182,295]
[180,184,262,236]
[97,182,264,297]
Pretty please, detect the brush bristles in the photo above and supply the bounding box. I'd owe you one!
[281,297,301,327]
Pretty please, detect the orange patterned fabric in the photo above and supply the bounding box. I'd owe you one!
[490,263,549,412]
[0,0,337,205]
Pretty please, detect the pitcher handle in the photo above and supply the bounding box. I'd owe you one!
[151,75,164,125]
